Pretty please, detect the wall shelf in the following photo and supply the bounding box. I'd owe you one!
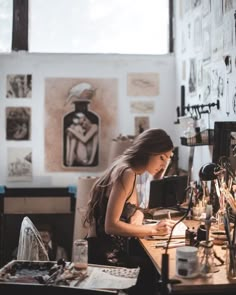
[180,129,214,147]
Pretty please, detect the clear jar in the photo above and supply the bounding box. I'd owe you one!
[73,239,88,271]
[226,245,236,280]
[198,240,216,277]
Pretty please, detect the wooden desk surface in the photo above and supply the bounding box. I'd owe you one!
[139,219,236,294]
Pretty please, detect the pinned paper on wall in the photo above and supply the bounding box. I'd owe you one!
[127,73,160,96]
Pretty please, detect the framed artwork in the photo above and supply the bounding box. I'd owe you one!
[7,147,32,182]
[6,74,32,98]
[6,107,31,140]
[134,116,150,135]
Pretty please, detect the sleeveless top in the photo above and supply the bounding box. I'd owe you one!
[93,173,137,266]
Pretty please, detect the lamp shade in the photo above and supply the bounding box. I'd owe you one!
[199,162,218,181]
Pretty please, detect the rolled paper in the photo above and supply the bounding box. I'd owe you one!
[73,176,99,241]
[76,176,99,208]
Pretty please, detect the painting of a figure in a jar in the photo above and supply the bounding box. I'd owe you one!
[63,83,99,167]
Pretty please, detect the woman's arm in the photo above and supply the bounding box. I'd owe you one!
[105,169,175,238]
[67,124,98,144]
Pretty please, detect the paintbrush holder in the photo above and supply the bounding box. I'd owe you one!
[226,244,236,280]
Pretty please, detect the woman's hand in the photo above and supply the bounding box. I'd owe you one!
[152,219,176,236]
[130,209,144,225]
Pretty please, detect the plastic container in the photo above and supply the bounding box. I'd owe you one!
[176,246,199,278]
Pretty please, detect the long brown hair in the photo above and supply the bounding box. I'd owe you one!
[84,128,173,225]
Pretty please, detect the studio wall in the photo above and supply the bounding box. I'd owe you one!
[0,53,176,187]
[174,0,236,181]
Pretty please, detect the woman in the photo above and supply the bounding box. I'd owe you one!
[84,128,176,294]
[66,113,98,166]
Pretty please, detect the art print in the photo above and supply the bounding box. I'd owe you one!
[127,73,160,96]
[130,101,154,113]
[45,78,118,172]
[6,74,32,98]
[6,107,31,140]
[134,116,150,135]
[7,147,32,181]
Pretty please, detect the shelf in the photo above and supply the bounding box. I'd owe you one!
[180,129,214,146]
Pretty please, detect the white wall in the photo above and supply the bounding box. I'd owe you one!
[174,0,236,181]
[0,52,177,187]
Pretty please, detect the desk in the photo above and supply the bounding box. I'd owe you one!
[139,219,236,295]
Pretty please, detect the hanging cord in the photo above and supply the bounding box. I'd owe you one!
[165,186,194,254]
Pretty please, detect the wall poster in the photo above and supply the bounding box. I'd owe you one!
[45,78,118,172]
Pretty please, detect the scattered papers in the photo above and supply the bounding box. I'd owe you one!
[70,265,140,290]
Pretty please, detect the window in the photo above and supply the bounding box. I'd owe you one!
[0,0,171,54]
[0,0,13,52]
[29,0,170,54]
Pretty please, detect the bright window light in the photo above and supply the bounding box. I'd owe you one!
[29,0,169,54]
[0,0,13,53]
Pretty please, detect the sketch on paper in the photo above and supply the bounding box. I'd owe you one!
[7,147,32,182]
[182,60,186,80]
[6,74,32,98]
[213,0,223,27]
[181,30,186,53]
[211,68,224,99]
[223,0,233,13]
[202,67,211,102]
[223,16,234,50]
[192,0,201,9]
[183,0,192,14]
[45,78,117,172]
[193,16,202,52]
[127,73,160,96]
[134,116,150,135]
[202,23,211,63]
[202,0,211,17]
[197,60,203,87]
[212,27,223,60]
[188,58,197,95]
[130,101,154,113]
[6,107,31,140]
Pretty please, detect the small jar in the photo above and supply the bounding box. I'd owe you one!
[73,239,88,271]
[185,227,196,246]
[176,246,199,278]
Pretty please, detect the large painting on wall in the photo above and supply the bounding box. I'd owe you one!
[45,78,118,172]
